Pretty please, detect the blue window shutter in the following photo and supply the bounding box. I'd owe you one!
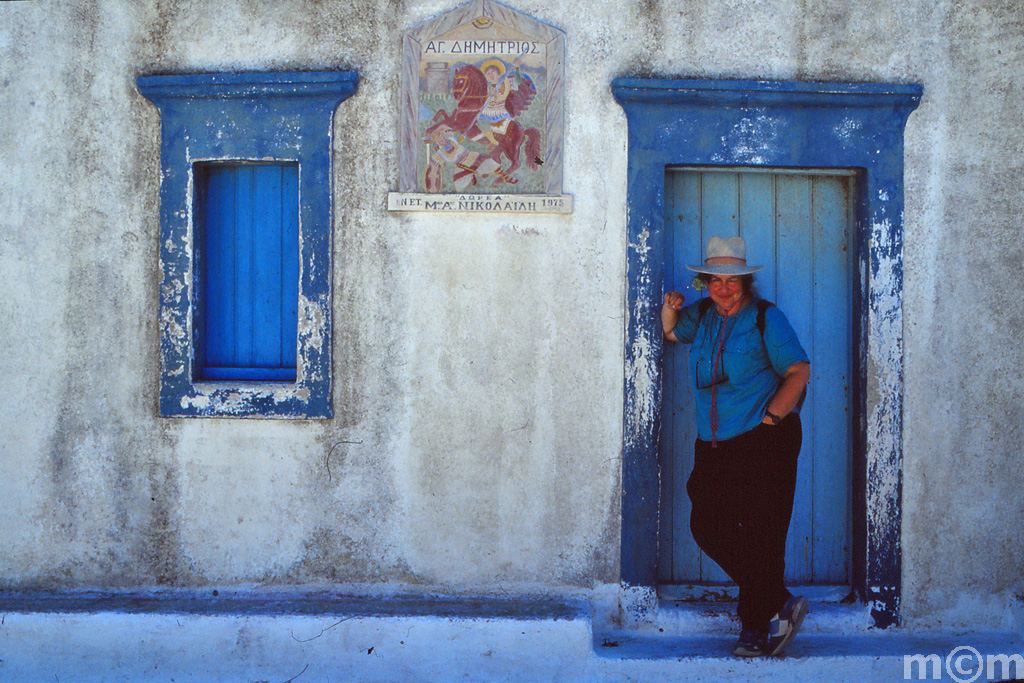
[195,163,299,382]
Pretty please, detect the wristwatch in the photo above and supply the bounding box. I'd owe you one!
[764,410,782,425]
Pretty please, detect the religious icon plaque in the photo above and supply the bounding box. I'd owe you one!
[389,0,569,214]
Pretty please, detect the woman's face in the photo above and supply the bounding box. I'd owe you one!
[706,275,746,313]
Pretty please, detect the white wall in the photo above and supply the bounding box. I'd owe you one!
[0,0,1021,626]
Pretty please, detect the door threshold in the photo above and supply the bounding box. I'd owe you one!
[658,584,853,603]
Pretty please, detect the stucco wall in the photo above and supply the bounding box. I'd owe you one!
[900,1,1024,627]
[0,0,1021,626]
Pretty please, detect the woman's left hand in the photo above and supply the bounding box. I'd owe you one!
[762,362,811,425]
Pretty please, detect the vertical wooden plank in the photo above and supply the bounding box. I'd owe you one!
[671,170,704,582]
[775,174,814,584]
[737,173,777,302]
[252,165,284,369]
[658,171,677,583]
[811,175,853,583]
[280,164,299,372]
[700,171,740,239]
[203,165,237,370]
[660,171,686,581]
[193,167,209,373]
[234,165,255,369]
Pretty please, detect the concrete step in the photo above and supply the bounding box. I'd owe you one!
[642,599,877,636]
[594,631,1024,681]
[593,599,1024,681]
[5,608,1020,683]
[1,591,1021,682]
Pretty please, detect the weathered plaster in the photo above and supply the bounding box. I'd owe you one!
[624,226,658,449]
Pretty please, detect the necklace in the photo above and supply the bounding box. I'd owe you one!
[709,296,748,447]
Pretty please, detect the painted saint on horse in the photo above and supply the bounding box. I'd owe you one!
[423,59,542,192]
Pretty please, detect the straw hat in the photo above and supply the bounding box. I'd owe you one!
[686,236,764,276]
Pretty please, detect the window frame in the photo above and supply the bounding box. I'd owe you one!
[137,71,358,419]
[611,78,922,627]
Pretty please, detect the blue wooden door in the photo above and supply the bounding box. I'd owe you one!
[194,163,300,382]
[659,167,853,588]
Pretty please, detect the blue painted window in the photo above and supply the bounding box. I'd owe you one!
[137,71,358,418]
[194,163,299,382]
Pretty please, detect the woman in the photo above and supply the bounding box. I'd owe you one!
[661,235,812,657]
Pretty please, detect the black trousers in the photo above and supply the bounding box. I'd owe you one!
[686,413,802,633]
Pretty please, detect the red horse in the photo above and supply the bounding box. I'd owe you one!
[424,64,542,186]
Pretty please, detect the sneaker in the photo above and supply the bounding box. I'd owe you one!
[733,628,769,657]
[767,595,809,656]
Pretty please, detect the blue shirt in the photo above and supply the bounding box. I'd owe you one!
[673,297,809,442]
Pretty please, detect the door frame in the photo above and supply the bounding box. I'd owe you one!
[658,166,857,591]
[611,78,922,628]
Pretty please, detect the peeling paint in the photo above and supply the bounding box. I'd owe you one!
[298,294,326,353]
[835,116,864,139]
[711,110,785,165]
[624,226,657,449]
[864,216,905,623]
[617,582,657,627]
[159,308,186,345]
[180,394,210,410]
[626,333,656,447]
